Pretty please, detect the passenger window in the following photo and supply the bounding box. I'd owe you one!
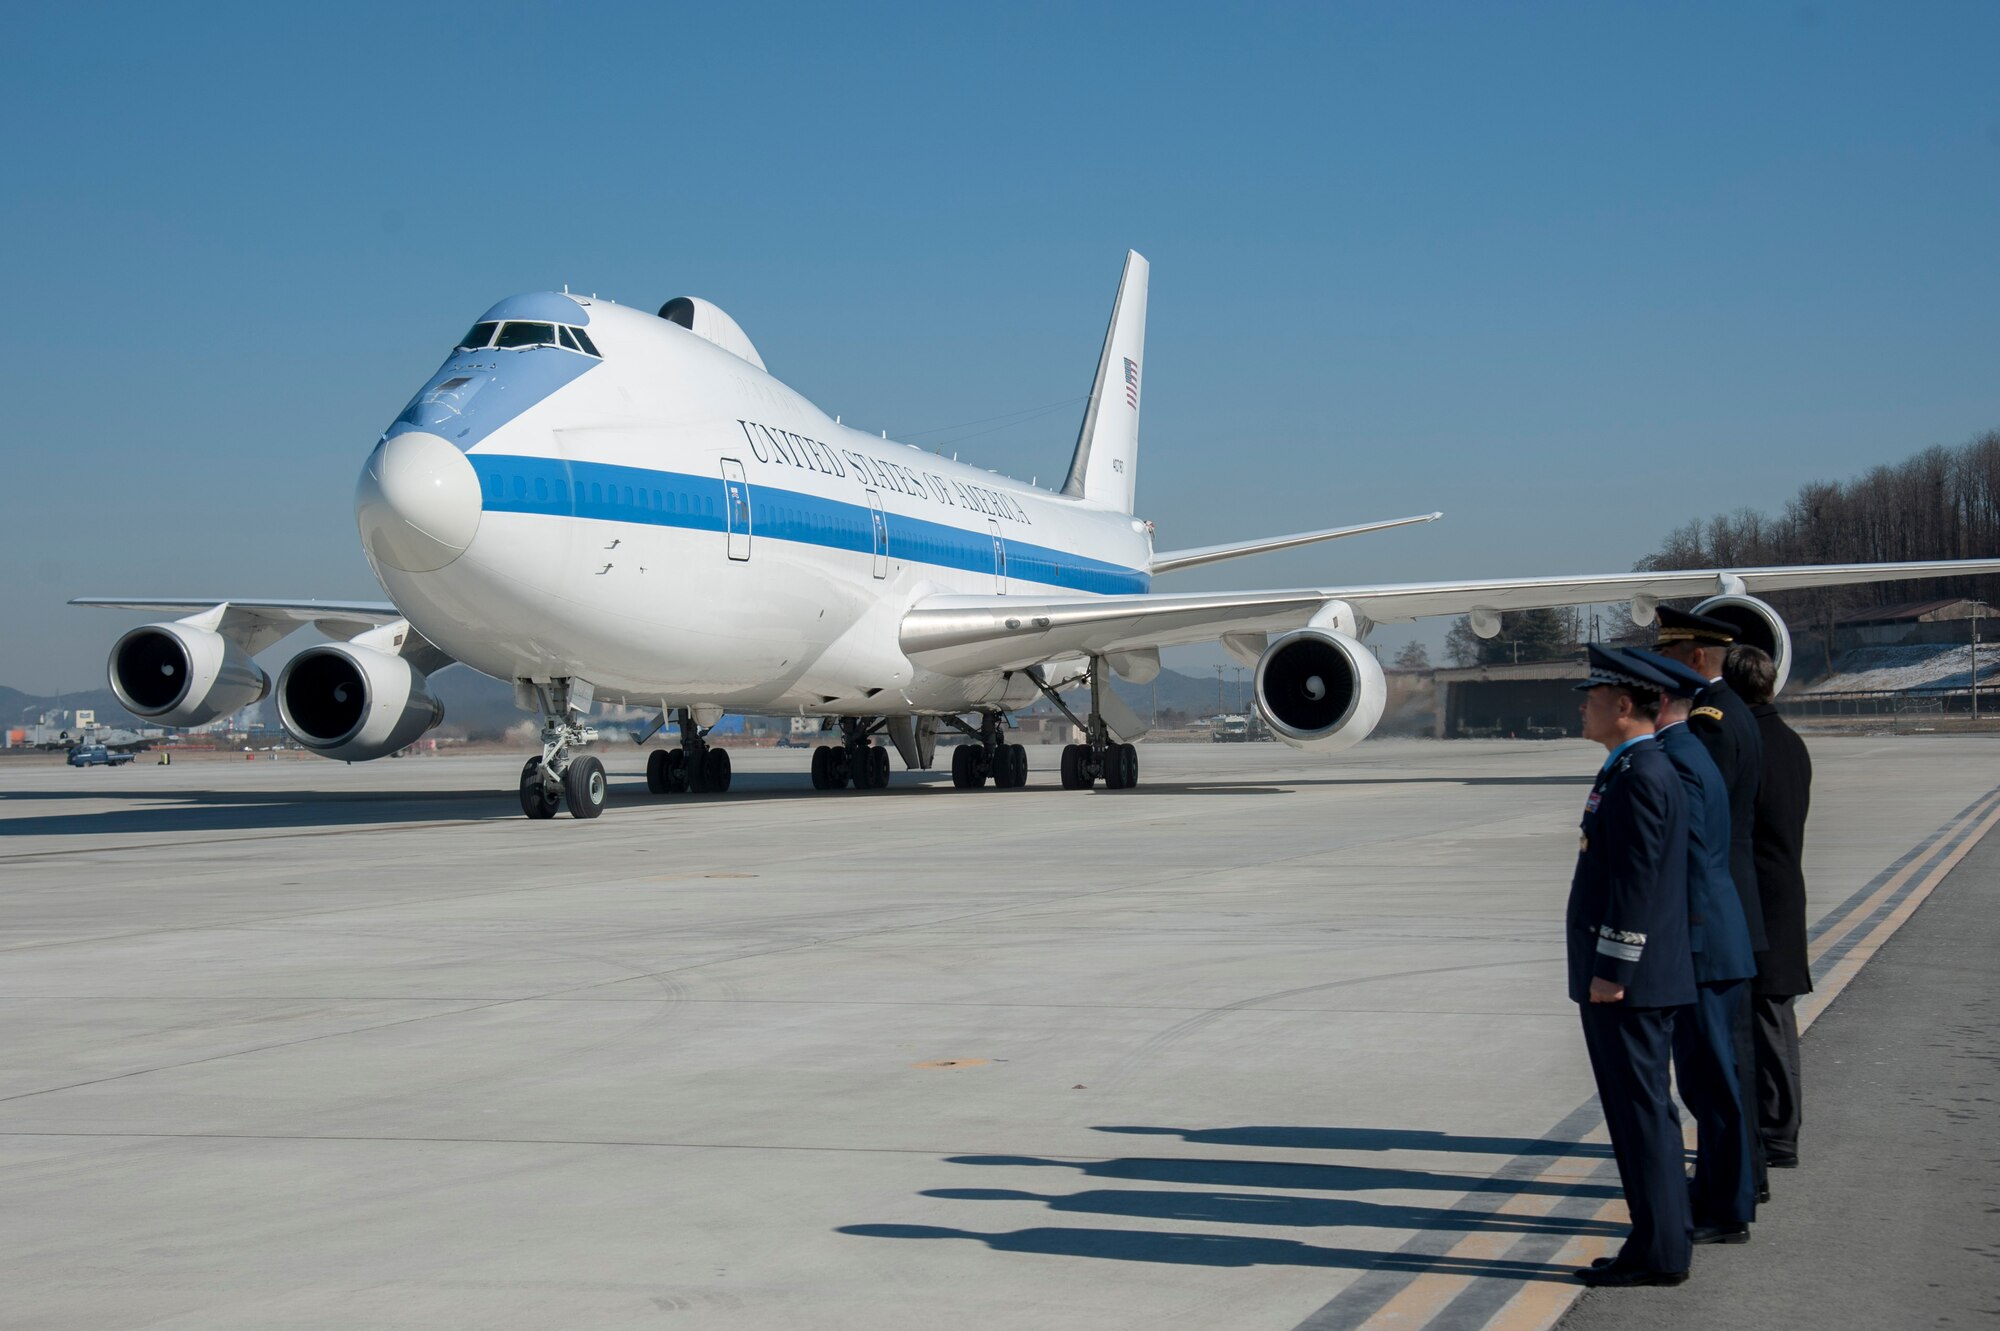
[458,322,499,350]
[495,321,560,350]
[534,478,548,501]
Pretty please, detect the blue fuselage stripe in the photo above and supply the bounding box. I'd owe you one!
[473,454,1151,595]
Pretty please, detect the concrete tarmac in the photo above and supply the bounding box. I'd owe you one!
[0,737,1993,1330]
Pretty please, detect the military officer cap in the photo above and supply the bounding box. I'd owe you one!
[1624,647,1710,698]
[1574,643,1665,695]
[1654,605,1737,646]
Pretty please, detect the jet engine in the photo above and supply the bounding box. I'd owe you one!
[1692,594,1793,696]
[1253,628,1388,753]
[277,643,444,762]
[108,624,270,728]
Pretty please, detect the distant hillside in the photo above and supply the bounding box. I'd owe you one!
[2,684,146,729]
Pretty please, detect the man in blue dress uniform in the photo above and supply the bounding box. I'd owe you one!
[1630,648,1759,1243]
[1568,645,1696,1287]
[1654,604,1769,1201]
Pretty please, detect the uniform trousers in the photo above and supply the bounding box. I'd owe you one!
[1579,1001,1693,1274]
[1752,993,1803,1161]
[1730,987,1767,1194]
[1672,978,1755,1225]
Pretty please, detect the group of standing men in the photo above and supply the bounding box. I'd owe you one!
[1565,606,1814,1288]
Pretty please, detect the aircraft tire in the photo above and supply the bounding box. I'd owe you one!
[996,743,1028,789]
[1102,743,1138,790]
[564,755,607,818]
[868,745,890,789]
[519,758,561,819]
[811,745,832,790]
[951,743,981,789]
[705,747,732,793]
[1060,743,1090,790]
[646,748,671,795]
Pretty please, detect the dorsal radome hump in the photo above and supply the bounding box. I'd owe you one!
[657,297,766,372]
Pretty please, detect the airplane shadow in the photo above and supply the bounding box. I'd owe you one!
[0,786,526,838]
[0,765,1585,838]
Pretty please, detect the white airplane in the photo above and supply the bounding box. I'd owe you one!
[77,251,2000,819]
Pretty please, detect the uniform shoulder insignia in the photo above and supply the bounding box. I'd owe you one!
[1692,706,1725,721]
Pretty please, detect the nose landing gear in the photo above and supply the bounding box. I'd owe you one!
[518,679,607,819]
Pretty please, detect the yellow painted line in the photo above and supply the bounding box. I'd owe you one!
[1799,795,2000,1028]
[1805,792,1998,964]
[1361,1128,1616,1322]
[1454,795,2000,1331]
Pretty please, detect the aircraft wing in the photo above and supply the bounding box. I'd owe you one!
[900,557,2000,675]
[71,597,408,656]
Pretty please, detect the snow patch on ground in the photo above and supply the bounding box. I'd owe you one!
[1800,643,1993,694]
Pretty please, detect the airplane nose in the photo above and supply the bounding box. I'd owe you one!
[355,432,483,573]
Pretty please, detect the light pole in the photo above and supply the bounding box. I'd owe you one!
[1233,667,1245,713]
[1974,600,1987,721]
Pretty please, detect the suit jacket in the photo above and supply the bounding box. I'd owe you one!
[1656,724,1756,983]
[1689,678,1768,951]
[1567,738,1695,1008]
[1749,702,1814,996]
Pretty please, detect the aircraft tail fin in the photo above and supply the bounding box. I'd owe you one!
[1061,250,1148,513]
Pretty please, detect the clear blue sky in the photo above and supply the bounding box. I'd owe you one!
[4,2,1996,692]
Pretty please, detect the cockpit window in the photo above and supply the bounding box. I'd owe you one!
[462,320,601,357]
[495,321,561,350]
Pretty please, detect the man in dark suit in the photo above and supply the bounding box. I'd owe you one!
[1568,645,1696,1287]
[1725,644,1813,1170]
[1630,648,1759,1241]
[1655,604,1769,1200]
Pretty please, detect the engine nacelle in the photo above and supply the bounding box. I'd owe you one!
[1254,628,1388,754]
[1692,594,1793,696]
[277,643,443,761]
[109,624,270,728]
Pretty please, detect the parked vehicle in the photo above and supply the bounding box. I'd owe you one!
[68,743,135,768]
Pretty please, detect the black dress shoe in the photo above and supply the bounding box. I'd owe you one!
[1756,1184,1771,1204]
[1692,1224,1750,1245]
[1767,1153,1799,1169]
[1575,1265,1690,1288]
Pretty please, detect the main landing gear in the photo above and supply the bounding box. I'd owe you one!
[645,708,733,796]
[810,717,893,791]
[947,712,1029,789]
[1035,658,1140,791]
[518,679,608,820]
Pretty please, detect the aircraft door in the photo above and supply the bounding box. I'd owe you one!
[866,491,888,579]
[988,520,1007,594]
[720,458,752,561]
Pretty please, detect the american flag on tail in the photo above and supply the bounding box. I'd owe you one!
[1123,357,1139,409]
